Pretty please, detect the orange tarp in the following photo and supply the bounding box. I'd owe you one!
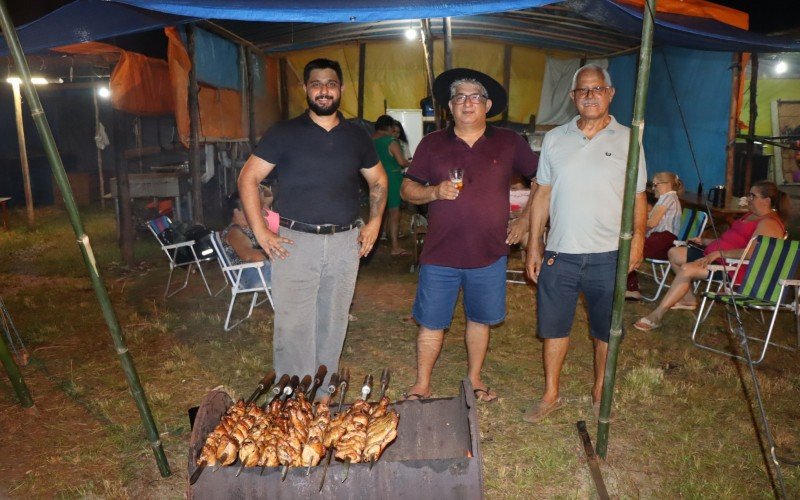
[54,41,174,115]
[618,0,748,30]
[165,26,244,144]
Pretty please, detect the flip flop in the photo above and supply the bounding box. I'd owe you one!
[473,387,498,403]
[670,302,697,310]
[400,392,431,401]
[633,317,661,332]
[522,397,564,423]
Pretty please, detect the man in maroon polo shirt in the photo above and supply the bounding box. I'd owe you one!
[400,68,538,402]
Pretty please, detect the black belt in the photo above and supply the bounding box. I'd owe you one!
[279,217,360,235]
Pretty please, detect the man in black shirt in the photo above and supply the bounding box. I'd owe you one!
[238,59,387,395]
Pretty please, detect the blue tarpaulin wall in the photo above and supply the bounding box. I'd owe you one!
[609,46,732,189]
[179,27,241,90]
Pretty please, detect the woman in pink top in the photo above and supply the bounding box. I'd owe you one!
[634,180,787,331]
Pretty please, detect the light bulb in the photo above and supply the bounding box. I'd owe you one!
[775,61,788,74]
[98,87,111,98]
[404,28,417,41]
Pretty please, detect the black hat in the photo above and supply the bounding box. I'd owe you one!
[432,68,507,118]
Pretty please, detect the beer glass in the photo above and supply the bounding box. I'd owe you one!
[449,168,464,191]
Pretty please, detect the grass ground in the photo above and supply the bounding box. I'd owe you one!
[0,205,798,498]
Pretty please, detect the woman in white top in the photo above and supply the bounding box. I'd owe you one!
[626,172,683,299]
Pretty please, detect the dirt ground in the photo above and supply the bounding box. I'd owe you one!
[0,206,798,498]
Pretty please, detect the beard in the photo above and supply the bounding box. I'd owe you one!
[307,94,341,116]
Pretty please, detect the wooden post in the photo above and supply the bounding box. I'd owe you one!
[11,82,34,225]
[745,53,758,195]
[501,45,512,123]
[420,19,437,128]
[443,17,453,71]
[187,24,204,224]
[113,110,135,267]
[725,53,742,199]
[279,57,289,121]
[357,43,366,120]
[246,48,257,148]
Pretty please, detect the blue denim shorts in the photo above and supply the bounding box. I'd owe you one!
[412,256,507,330]
[239,261,272,289]
[537,250,617,342]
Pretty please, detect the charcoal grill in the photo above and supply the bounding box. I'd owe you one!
[188,379,483,499]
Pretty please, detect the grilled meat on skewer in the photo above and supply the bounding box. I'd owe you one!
[363,411,399,462]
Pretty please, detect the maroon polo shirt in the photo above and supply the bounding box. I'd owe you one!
[405,124,538,268]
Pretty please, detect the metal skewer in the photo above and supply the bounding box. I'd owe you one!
[307,365,328,400]
[191,371,279,486]
[341,373,373,483]
[307,371,338,476]
[280,374,311,481]
[319,368,349,492]
[265,374,291,407]
[378,368,390,401]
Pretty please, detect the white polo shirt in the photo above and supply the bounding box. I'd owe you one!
[537,115,647,254]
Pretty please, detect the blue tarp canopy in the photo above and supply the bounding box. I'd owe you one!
[4,0,800,56]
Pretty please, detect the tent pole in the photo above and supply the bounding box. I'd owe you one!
[0,0,171,477]
[93,90,106,208]
[725,53,742,198]
[358,43,366,119]
[745,53,758,193]
[187,24,203,224]
[595,0,657,459]
[11,81,34,225]
[419,19,437,128]
[443,17,453,71]
[501,45,512,123]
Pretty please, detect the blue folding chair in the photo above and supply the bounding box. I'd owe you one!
[640,208,708,302]
[691,236,800,365]
[147,216,216,298]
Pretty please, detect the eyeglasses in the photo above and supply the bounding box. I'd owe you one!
[307,80,341,90]
[570,86,612,98]
[451,93,488,105]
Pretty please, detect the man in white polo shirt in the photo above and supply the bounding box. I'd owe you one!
[523,64,647,423]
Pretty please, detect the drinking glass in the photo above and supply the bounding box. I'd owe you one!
[449,168,464,191]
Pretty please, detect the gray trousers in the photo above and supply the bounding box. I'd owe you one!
[271,226,360,387]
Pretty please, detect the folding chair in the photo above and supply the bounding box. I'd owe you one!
[640,208,708,302]
[209,231,274,331]
[691,236,800,365]
[147,216,216,298]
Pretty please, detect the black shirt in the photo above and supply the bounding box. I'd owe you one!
[254,111,379,225]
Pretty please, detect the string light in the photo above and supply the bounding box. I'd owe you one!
[775,61,787,74]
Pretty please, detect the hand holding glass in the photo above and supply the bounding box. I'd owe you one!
[449,168,464,191]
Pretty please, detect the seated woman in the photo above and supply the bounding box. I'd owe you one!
[222,191,271,289]
[626,171,683,300]
[634,180,787,331]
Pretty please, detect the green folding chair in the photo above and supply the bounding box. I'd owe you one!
[691,236,800,365]
[640,208,708,301]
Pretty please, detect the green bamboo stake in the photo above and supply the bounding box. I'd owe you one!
[0,325,33,408]
[0,0,171,477]
[595,0,658,459]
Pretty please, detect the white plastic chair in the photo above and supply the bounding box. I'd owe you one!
[640,208,708,301]
[209,231,274,331]
[147,216,215,298]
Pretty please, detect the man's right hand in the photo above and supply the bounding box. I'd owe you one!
[433,181,460,201]
[257,230,294,260]
[525,240,545,284]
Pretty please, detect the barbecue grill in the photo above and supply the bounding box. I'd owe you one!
[188,379,484,499]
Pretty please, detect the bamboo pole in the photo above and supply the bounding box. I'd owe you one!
[443,17,453,71]
[93,90,106,208]
[11,82,34,225]
[0,0,171,476]
[745,53,758,194]
[419,19,437,128]
[725,53,741,198]
[357,43,366,120]
[595,0,657,459]
[0,318,33,408]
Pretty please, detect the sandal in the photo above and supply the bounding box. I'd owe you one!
[522,397,565,423]
[473,387,498,403]
[400,392,431,401]
[633,317,661,332]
